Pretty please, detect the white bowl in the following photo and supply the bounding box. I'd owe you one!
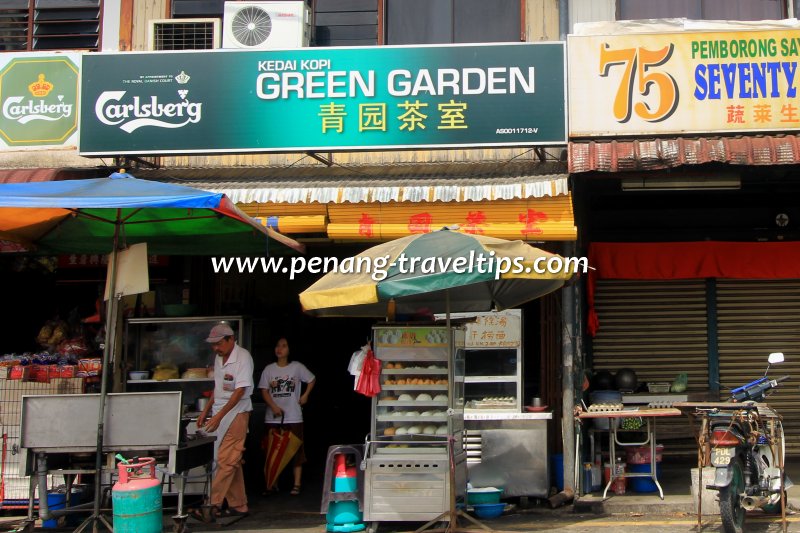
[128,371,149,380]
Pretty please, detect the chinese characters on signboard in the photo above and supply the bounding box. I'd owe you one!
[569,28,800,136]
[464,309,521,348]
[80,43,566,155]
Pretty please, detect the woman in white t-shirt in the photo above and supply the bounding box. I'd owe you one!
[258,336,316,495]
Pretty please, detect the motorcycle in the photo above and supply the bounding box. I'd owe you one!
[696,352,791,533]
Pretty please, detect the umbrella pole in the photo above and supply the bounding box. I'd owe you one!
[75,211,121,533]
[415,291,493,533]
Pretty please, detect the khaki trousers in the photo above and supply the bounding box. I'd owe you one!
[210,411,249,509]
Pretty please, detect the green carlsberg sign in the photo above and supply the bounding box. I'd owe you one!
[0,56,79,147]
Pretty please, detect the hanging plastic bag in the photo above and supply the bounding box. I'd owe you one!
[355,346,382,397]
[348,344,369,376]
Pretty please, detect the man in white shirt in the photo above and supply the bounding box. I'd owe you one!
[195,322,253,521]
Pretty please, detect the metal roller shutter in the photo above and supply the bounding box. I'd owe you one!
[716,280,800,454]
[591,280,709,456]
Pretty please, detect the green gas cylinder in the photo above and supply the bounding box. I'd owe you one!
[112,457,162,533]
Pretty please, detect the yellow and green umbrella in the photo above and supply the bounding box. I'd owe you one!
[300,229,573,317]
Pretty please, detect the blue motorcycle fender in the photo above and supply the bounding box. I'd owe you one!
[712,466,735,489]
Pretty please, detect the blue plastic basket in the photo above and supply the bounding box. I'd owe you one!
[467,488,503,505]
[627,462,663,493]
[471,503,506,519]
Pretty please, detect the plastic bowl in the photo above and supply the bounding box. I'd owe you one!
[471,503,506,519]
[128,371,149,380]
[467,488,503,505]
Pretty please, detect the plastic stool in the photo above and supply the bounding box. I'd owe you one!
[320,445,365,532]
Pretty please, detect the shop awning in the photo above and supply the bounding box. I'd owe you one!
[569,134,800,173]
[0,168,98,184]
[146,162,575,241]
[152,163,569,204]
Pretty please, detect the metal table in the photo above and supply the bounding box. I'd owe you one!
[19,392,214,533]
[578,407,682,499]
[464,411,551,497]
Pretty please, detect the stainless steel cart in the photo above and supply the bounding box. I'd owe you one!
[363,325,466,529]
[19,391,214,533]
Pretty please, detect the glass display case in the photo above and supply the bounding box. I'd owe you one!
[123,316,250,393]
[459,309,523,412]
[464,348,521,411]
[364,325,466,524]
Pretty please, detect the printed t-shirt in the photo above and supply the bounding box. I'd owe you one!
[258,361,315,424]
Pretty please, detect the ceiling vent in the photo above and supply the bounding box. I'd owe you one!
[148,18,221,51]
[222,1,310,49]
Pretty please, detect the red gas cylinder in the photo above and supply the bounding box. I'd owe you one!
[112,458,162,533]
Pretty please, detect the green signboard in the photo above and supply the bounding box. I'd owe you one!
[79,43,566,155]
[0,54,79,148]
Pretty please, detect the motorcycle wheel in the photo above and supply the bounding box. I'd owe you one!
[719,459,745,533]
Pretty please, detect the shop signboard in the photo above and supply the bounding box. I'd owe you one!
[0,52,80,149]
[463,309,521,348]
[436,309,521,348]
[569,28,800,137]
[79,43,566,155]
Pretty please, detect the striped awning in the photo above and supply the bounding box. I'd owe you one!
[147,162,575,241]
[163,174,568,204]
[150,162,569,203]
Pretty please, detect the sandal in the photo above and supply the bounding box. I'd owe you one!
[290,485,302,496]
[220,508,249,518]
[189,506,217,523]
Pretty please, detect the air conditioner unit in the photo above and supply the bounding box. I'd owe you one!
[148,18,221,51]
[223,1,310,49]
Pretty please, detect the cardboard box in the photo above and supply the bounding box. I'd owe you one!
[7,365,30,380]
[47,365,77,379]
[77,358,102,377]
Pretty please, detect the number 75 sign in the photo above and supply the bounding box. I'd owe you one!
[568,28,800,137]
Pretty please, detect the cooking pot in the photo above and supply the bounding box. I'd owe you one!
[196,397,209,411]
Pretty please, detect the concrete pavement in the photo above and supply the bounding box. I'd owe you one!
[2,457,800,532]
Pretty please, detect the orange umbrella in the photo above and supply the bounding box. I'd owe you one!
[262,420,303,491]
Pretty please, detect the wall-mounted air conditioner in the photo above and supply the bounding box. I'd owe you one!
[223,1,311,49]
[148,18,221,51]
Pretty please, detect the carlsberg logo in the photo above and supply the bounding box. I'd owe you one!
[3,96,73,124]
[95,91,202,133]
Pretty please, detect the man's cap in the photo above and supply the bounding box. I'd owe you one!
[205,323,235,343]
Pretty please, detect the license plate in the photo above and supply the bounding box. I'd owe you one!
[711,447,734,466]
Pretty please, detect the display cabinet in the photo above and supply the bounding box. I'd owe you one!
[461,309,522,413]
[464,348,521,411]
[123,316,250,400]
[364,325,466,524]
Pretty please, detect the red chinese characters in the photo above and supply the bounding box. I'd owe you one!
[519,209,548,236]
[462,211,487,234]
[358,213,376,237]
[407,212,432,234]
